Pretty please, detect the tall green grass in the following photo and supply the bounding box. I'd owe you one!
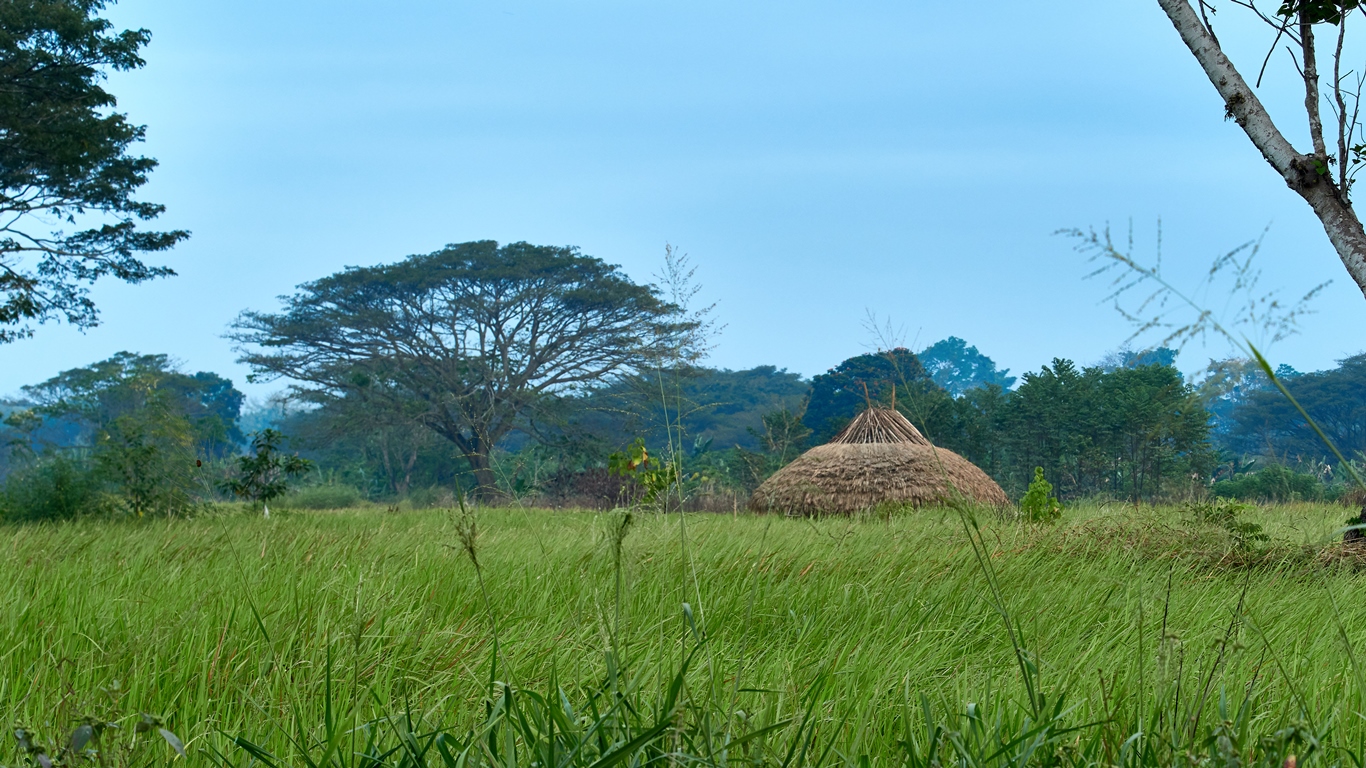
[1,501,1364,766]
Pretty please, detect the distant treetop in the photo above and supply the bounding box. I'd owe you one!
[803,348,937,444]
[917,337,1015,396]
[1096,347,1179,372]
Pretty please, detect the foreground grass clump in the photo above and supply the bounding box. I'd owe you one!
[1,501,1364,766]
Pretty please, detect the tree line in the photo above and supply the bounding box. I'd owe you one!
[3,240,1363,519]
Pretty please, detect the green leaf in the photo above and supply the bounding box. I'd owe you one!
[159,728,186,758]
[69,724,93,753]
[1277,0,1360,24]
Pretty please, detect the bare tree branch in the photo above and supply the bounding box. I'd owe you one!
[1300,8,1329,158]
[1335,19,1350,190]
[1157,0,1366,298]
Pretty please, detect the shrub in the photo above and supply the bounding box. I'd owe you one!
[94,405,200,517]
[1184,497,1269,550]
[1019,467,1062,523]
[286,484,364,510]
[0,455,114,522]
[1211,463,1324,502]
[222,429,312,506]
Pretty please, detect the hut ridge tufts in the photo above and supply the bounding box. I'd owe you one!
[829,407,931,446]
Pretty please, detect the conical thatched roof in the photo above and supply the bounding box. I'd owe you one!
[748,408,1007,514]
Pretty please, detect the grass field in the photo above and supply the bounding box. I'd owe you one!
[3,501,1366,766]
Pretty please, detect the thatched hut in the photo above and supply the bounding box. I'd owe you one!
[749,407,1007,514]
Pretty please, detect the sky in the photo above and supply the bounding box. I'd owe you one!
[3,0,1365,399]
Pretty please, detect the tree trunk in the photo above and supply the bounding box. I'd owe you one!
[425,414,511,499]
[462,449,500,499]
[379,440,397,496]
[1157,0,1366,298]
[396,446,418,498]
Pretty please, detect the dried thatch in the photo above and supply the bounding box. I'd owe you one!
[749,408,1007,514]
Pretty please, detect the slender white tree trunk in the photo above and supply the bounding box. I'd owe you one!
[1157,0,1366,298]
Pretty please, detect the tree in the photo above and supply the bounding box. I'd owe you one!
[16,352,244,457]
[1097,347,1178,371]
[93,389,197,516]
[999,359,1098,494]
[733,405,812,488]
[6,352,247,514]
[1196,357,1269,445]
[570,365,810,454]
[1156,1,1366,297]
[231,241,694,496]
[802,348,948,443]
[917,337,1016,396]
[0,0,188,341]
[999,359,1213,499]
[287,385,442,498]
[223,429,312,505]
[940,383,1011,477]
[1095,363,1214,501]
[1227,352,1366,461]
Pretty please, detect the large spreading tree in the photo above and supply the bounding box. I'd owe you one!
[0,0,187,341]
[231,241,694,495]
[1226,352,1366,460]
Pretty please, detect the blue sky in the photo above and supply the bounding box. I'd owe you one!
[3,0,1364,398]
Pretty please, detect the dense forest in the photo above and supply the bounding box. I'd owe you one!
[3,336,1362,518]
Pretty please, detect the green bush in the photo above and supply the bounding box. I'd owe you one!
[1019,467,1062,523]
[1184,497,1269,550]
[95,405,201,517]
[0,455,114,522]
[285,484,364,510]
[222,429,313,506]
[1212,463,1325,502]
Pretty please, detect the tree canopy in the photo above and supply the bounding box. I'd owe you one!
[1226,353,1366,463]
[991,359,1213,500]
[0,0,187,341]
[802,348,944,444]
[918,337,1015,396]
[0,342,1288,508]
[570,365,809,454]
[231,241,694,494]
[15,351,244,457]
[3,352,245,516]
